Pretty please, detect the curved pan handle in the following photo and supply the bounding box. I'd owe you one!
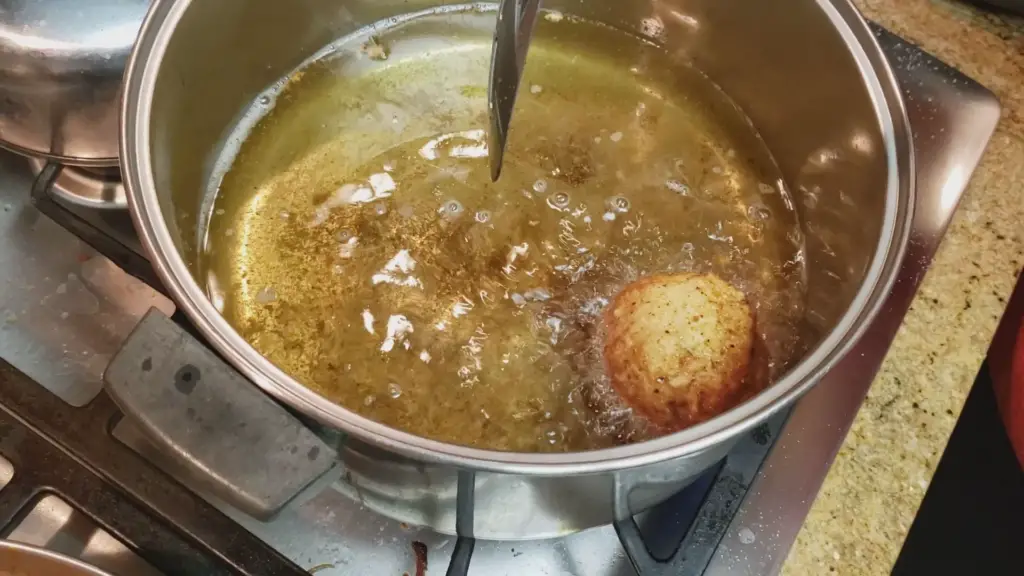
[104,308,338,520]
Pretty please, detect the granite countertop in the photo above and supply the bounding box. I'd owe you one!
[781,1,1024,574]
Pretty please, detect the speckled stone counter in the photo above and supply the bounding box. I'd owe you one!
[781,1,1024,574]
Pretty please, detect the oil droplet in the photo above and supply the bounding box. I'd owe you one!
[388,383,402,399]
[258,95,271,106]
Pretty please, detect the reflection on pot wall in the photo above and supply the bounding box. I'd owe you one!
[333,436,729,539]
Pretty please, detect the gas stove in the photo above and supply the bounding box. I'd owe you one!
[0,25,999,576]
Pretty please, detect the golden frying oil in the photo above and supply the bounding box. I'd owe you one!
[200,8,807,453]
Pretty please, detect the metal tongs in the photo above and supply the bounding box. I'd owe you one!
[487,0,543,182]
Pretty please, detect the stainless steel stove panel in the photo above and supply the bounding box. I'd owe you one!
[0,156,171,407]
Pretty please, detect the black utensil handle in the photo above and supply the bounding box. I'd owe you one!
[446,537,476,576]
[444,470,478,576]
[104,308,337,520]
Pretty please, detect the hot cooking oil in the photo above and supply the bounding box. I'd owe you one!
[199,7,807,452]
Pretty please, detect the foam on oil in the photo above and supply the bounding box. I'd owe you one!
[200,8,807,452]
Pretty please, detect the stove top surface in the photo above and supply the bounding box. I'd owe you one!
[0,24,1000,576]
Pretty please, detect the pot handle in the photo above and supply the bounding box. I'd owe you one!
[103,308,338,521]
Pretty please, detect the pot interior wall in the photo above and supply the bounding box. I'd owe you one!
[147,0,893,391]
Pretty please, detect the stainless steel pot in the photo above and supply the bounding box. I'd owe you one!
[0,541,115,576]
[119,0,913,539]
[0,0,149,166]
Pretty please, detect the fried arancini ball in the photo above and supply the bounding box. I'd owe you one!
[603,272,755,431]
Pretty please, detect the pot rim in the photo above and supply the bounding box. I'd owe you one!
[120,0,915,476]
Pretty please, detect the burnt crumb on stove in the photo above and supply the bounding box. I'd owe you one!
[412,541,428,576]
[750,423,771,446]
[511,547,523,558]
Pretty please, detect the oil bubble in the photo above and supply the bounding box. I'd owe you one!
[607,196,630,213]
[548,192,570,209]
[533,179,548,194]
[388,383,402,399]
[255,286,277,304]
[440,199,464,218]
[747,204,772,221]
[475,210,491,223]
